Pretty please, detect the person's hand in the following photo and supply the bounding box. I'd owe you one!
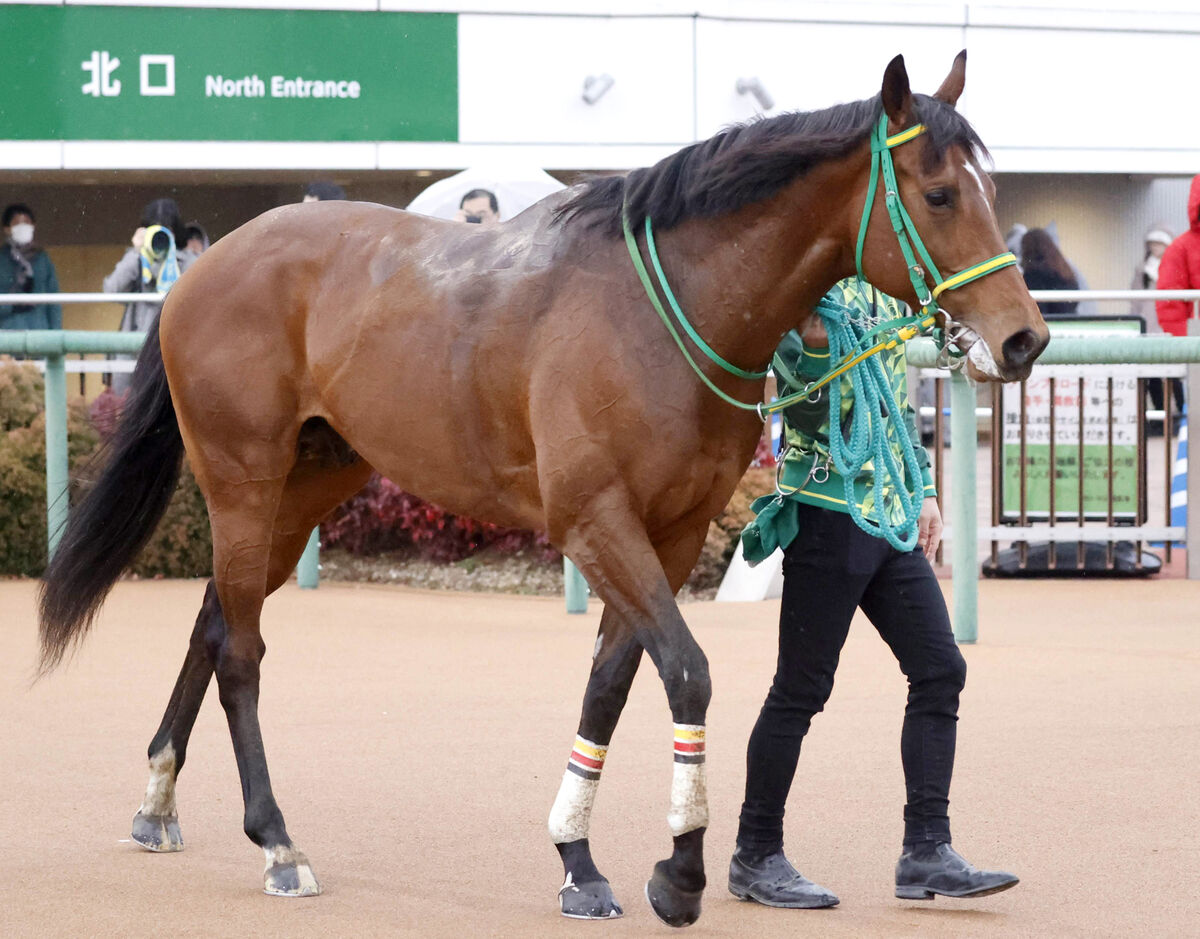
[801,311,829,348]
[917,496,942,561]
[131,227,146,248]
[453,208,469,223]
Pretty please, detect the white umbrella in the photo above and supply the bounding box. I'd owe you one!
[405,166,566,222]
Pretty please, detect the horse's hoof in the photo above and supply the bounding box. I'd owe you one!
[263,846,322,897]
[131,811,183,852]
[645,861,703,927]
[558,872,623,919]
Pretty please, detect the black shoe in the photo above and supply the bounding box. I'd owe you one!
[895,842,1019,900]
[728,849,839,909]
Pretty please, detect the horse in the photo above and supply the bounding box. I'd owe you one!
[38,52,1047,927]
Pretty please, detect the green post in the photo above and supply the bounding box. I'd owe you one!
[297,527,320,589]
[43,353,69,558]
[949,370,978,643]
[564,558,588,613]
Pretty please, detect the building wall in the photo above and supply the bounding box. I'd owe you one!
[2,1,1198,173]
[2,1,1196,337]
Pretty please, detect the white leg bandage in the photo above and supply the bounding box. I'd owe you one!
[667,724,708,836]
[548,736,607,844]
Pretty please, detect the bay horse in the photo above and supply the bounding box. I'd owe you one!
[39,52,1047,926]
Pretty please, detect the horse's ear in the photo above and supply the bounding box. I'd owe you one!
[934,50,967,107]
[881,55,913,127]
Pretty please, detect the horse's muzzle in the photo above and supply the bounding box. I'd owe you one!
[1000,327,1048,379]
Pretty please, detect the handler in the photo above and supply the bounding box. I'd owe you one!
[729,277,1018,908]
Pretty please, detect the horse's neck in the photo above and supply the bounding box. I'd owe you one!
[661,156,865,371]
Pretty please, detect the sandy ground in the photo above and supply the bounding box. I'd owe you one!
[1,577,1197,938]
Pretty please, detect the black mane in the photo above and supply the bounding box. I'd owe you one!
[556,93,987,238]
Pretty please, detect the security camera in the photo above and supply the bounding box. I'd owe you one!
[736,76,775,111]
[583,73,615,105]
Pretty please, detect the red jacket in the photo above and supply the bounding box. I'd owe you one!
[1156,175,1200,336]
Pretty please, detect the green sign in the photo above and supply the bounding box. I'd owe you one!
[0,5,457,141]
[1001,442,1139,518]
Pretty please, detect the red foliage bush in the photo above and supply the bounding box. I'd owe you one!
[80,387,777,579]
[322,472,559,563]
[750,432,778,468]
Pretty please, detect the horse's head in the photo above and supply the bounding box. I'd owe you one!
[857,52,1049,382]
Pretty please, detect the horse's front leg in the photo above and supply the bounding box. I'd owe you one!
[638,609,711,928]
[638,511,722,928]
[556,505,712,927]
[550,608,643,919]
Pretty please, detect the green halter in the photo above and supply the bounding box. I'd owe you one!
[623,111,1018,415]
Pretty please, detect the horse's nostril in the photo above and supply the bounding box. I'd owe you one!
[1002,328,1044,368]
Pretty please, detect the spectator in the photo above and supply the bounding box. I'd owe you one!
[1156,175,1200,338]
[1133,225,1174,324]
[455,188,500,226]
[1020,228,1079,315]
[1047,222,1099,316]
[303,180,346,202]
[103,198,197,393]
[184,221,210,255]
[0,202,61,330]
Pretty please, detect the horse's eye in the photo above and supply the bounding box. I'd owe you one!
[925,188,954,209]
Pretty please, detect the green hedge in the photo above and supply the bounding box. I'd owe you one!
[0,360,212,577]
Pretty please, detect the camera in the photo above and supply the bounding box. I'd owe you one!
[464,214,484,224]
[145,225,173,260]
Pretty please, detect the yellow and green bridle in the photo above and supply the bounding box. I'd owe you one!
[856,113,1017,318]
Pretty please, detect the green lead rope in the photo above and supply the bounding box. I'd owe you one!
[812,294,925,551]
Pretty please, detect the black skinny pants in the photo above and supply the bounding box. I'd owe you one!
[736,502,967,854]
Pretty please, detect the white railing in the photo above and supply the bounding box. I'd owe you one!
[908,287,1200,642]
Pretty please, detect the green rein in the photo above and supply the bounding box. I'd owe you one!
[622,112,1019,417]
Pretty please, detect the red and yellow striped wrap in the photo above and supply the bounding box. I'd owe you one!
[673,724,705,764]
[566,736,607,781]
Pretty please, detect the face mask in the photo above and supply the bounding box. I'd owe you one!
[9,223,34,246]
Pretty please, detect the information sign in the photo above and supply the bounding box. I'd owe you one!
[1000,319,1142,520]
[0,5,457,142]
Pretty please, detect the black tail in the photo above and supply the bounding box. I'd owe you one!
[38,316,185,672]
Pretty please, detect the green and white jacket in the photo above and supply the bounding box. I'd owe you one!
[742,278,935,563]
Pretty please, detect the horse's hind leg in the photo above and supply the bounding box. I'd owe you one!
[129,421,369,887]
[199,469,325,896]
[204,449,371,897]
[130,581,221,852]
